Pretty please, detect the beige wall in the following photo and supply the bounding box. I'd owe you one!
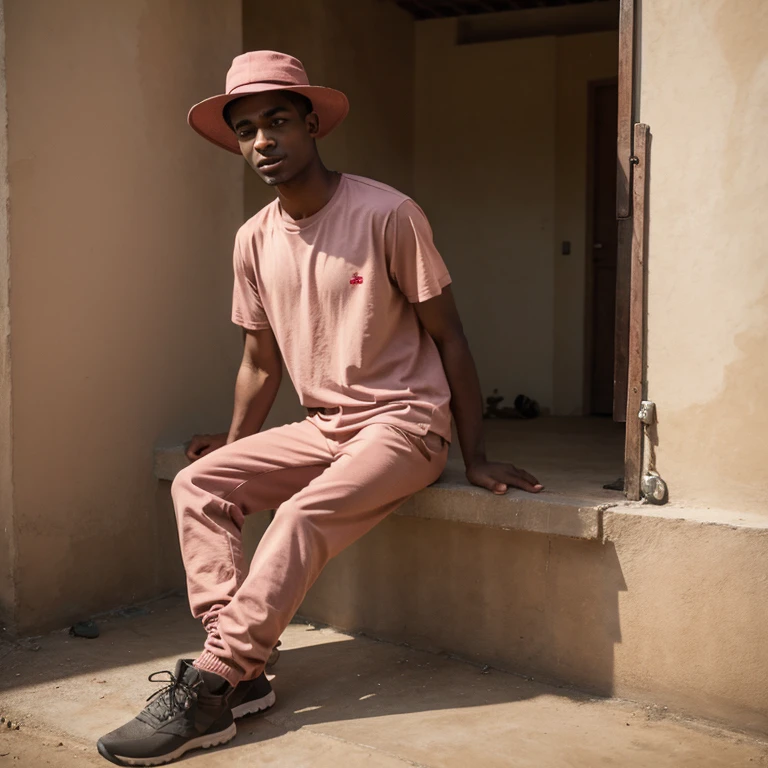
[0,1,14,628]
[640,0,768,512]
[554,32,618,414]
[4,0,243,632]
[415,22,616,414]
[242,0,415,428]
[416,21,557,410]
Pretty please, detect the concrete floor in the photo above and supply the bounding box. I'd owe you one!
[1,596,766,767]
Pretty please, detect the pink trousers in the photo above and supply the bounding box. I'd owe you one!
[170,417,449,686]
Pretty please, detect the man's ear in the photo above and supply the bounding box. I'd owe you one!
[306,111,320,138]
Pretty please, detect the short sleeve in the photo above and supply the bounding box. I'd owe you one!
[231,232,271,331]
[387,199,452,303]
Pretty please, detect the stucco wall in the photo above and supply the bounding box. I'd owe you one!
[416,21,557,410]
[0,0,14,628]
[4,0,243,632]
[554,32,618,414]
[242,0,416,428]
[415,22,617,414]
[640,0,768,512]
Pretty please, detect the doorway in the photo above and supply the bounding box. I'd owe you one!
[586,80,619,416]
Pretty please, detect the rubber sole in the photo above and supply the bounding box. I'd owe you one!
[97,723,237,767]
[231,688,276,719]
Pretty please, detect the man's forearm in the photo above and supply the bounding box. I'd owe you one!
[437,334,487,469]
[227,363,281,443]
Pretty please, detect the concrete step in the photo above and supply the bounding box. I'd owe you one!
[0,596,765,767]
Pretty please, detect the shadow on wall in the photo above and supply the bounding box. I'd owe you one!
[298,516,627,698]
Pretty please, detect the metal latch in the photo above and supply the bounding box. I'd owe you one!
[637,400,669,504]
[638,400,655,425]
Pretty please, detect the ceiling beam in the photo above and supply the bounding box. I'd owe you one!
[409,0,441,18]
[394,0,613,20]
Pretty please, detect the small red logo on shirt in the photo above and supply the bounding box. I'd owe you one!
[350,272,364,285]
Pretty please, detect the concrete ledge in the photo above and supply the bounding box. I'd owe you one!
[154,445,607,540]
[398,463,605,539]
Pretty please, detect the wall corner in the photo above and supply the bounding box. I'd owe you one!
[0,0,17,634]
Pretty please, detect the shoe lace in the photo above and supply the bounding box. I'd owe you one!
[144,670,201,720]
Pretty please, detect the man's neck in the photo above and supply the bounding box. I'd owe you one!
[277,162,341,221]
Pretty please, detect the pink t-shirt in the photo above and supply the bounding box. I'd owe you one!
[231,173,453,442]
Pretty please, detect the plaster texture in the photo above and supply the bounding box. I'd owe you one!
[1,0,243,633]
[0,0,14,632]
[640,0,768,512]
[604,506,768,733]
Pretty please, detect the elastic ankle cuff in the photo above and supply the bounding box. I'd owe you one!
[193,651,243,687]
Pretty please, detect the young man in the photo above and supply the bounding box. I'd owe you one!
[97,50,542,766]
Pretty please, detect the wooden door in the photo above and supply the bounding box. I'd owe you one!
[588,83,619,415]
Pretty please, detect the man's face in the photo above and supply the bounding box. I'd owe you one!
[228,92,319,187]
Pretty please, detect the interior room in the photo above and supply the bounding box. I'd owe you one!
[247,0,625,499]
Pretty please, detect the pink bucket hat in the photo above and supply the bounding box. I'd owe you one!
[188,51,349,154]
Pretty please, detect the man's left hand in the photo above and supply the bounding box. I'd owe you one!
[467,461,543,495]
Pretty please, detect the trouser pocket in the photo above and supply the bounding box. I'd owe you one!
[387,425,445,462]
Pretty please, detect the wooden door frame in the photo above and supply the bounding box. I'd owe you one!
[624,122,650,500]
[615,0,649,500]
[613,0,636,428]
[575,0,647,498]
[583,76,619,417]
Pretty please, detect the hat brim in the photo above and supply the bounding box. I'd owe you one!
[187,84,349,154]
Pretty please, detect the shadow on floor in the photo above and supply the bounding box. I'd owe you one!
[0,593,598,728]
[2,592,763,768]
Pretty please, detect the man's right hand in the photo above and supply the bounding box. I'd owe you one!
[185,432,228,462]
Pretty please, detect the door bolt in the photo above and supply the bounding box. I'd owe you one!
[638,400,655,425]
